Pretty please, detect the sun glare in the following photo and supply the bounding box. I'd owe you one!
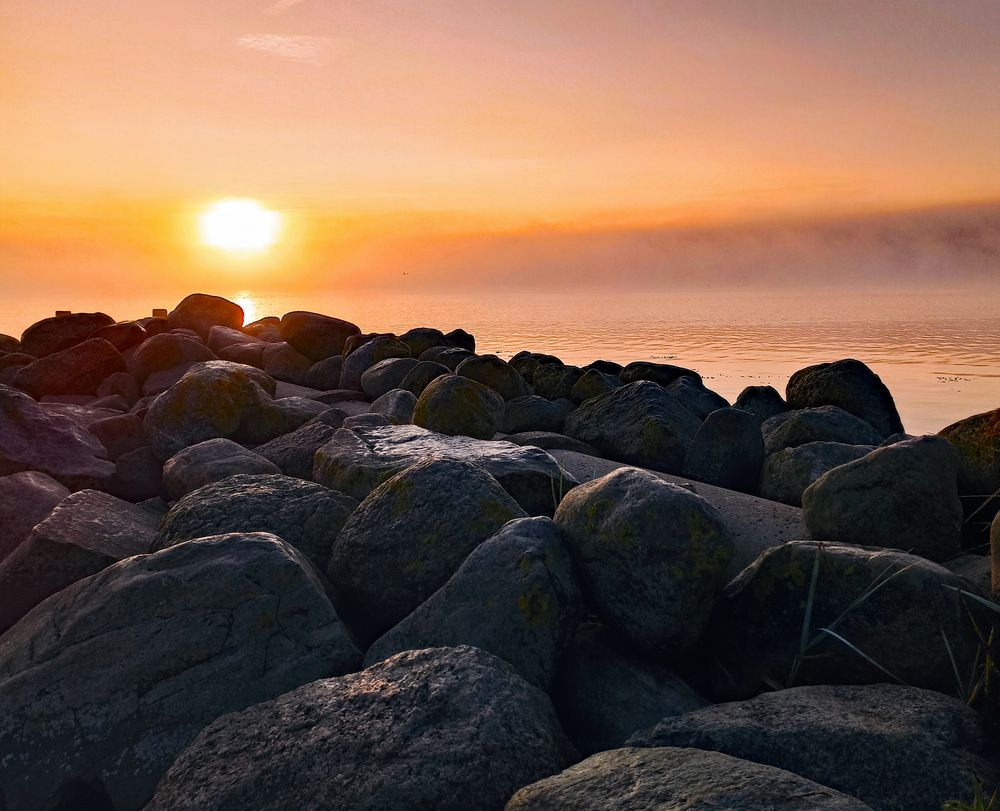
[199,199,281,254]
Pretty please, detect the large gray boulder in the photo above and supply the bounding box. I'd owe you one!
[399,326,449,357]
[619,360,702,387]
[551,621,708,755]
[533,363,583,400]
[787,358,903,438]
[709,541,976,697]
[664,375,729,420]
[0,384,114,490]
[339,335,411,391]
[127,332,216,382]
[360,357,420,400]
[85,321,146,353]
[554,467,732,657]
[369,387,416,424]
[803,435,963,561]
[939,406,1000,497]
[304,353,344,389]
[161,437,281,500]
[563,381,702,473]
[314,423,575,516]
[153,473,357,571]
[365,517,581,689]
[628,684,999,811]
[142,360,275,458]
[279,310,360,361]
[398,359,450,396]
[147,646,573,811]
[231,395,327,445]
[569,368,620,404]
[255,417,341,479]
[0,471,69,564]
[260,341,313,384]
[412,373,505,439]
[0,533,359,811]
[505,747,871,811]
[502,395,574,434]
[166,293,244,340]
[759,441,875,506]
[326,458,527,639]
[734,384,788,421]
[13,338,126,397]
[19,312,114,357]
[761,405,885,455]
[457,354,530,400]
[682,407,764,492]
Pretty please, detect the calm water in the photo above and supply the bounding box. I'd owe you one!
[3,286,998,435]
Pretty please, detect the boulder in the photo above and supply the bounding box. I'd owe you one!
[734,384,790,421]
[369,387,416,423]
[619,360,702,387]
[87,412,147,460]
[582,359,623,376]
[551,622,708,755]
[360,356,420,399]
[423,345,474,370]
[154,473,357,571]
[106,446,164,503]
[0,532,359,811]
[682,407,764,492]
[787,358,903,438]
[343,412,393,429]
[457,354,530,400]
[761,405,885,455]
[503,431,600,456]
[231,395,327,445]
[0,384,114,490]
[20,311,114,357]
[127,332,216,382]
[0,471,68,564]
[0,352,34,371]
[279,311,361,361]
[629,683,999,811]
[167,293,244,339]
[505,747,871,811]
[365,517,581,688]
[563,381,702,473]
[41,402,120,430]
[304,354,344,389]
[569,368,620,404]
[399,326,449,357]
[339,335,411,391]
[554,467,732,657]
[0,489,158,634]
[142,361,275,458]
[709,541,976,697]
[445,326,476,351]
[398,359,450,396]
[139,316,170,336]
[939,407,1000,496]
[803,435,963,561]
[148,646,572,811]
[91,320,146,352]
[327,458,527,639]
[260,341,313,384]
[509,352,563,383]
[412,373,505,439]
[533,363,584,400]
[242,316,283,341]
[502,395,574,433]
[162,438,281,500]
[207,324,255,354]
[314,424,576,517]
[217,341,266,366]
[0,333,20,353]
[255,418,342,480]
[665,375,730,420]
[13,338,126,397]
[759,441,875,507]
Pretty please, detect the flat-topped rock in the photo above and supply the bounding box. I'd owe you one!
[314,424,577,516]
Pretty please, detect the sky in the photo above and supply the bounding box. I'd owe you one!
[2,0,999,296]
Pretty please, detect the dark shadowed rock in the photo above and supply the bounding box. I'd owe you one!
[304,353,344,389]
[399,359,450,396]
[582,359,623,375]
[628,683,999,811]
[619,360,702,387]
[0,384,114,490]
[533,363,584,400]
[0,471,68,564]
[259,341,313,384]
[107,445,164,502]
[759,441,875,507]
[20,311,114,357]
[360,356,420,399]
[761,405,884,455]
[365,517,581,688]
[502,395,574,433]
[91,320,146,352]
[154,473,357,571]
[343,412,394,429]
[503,431,600,455]
[327,458,527,639]
[569,368,620,403]
[709,541,976,698]
[552,621,708,755]
[314,424,576,516]
[505,747,870,811]
[554,467,732,657]
[369,387,416,423]
[0,489,158,634]
[127,332,216,381]
[41,401,119,431]
[87,412,146,461]
[167,293,244,340]
[509,351,562,383]
[803,435,963,561]
[255,418,341,479]
[13,338,126,397]
[339,335,411,391]
[939,406,1000,497]
[0,352,35,372]
[279,310,361,361]
[399,326,449,357]
[682,407,764,492]
[412,373,505,439]
[787,358,903,438]
[0,333,20,353]
[97,370,140,405]
[457,354,530,400]
[0,533,359,811]
[162,438,281,500]
[563,381,702,473]
[734,384,789,421]
[231,395,327,445]
[148,646,572,811]
[207,324,255,353]
[445,327,476,351]
[217,340,266,366]
[665,375,729,420]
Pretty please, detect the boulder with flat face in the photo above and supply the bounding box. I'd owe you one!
[759,441,875,507]
[255,417,342,480]
[502,395,574,434]
[147,646,573,811]
[682,407,764,492]
[0,532,359,811]
[761,405,884,455]
[0,471,69,564]
[279,311,361,361]
[13,338,126,397]
[20,311,114,357]
[161,438,281,500]
[167,293,244,340]
[314,423,576,516]
[412,373,505,440]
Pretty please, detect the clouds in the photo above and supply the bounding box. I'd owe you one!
[236,34,332,65]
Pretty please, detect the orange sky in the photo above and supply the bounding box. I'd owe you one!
[2,0,1000,294]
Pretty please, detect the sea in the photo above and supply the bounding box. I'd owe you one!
[2,286,998,436]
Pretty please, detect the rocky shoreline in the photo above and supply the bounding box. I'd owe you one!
[0,292,998,810]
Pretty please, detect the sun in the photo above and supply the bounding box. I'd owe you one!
[198,198,281,254]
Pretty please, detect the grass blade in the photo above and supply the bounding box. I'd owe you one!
[815,627,906,684]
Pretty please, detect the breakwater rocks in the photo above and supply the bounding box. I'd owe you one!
[0,292,998,810]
